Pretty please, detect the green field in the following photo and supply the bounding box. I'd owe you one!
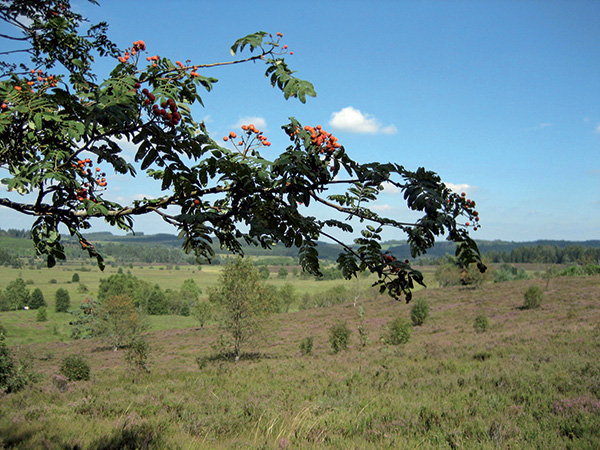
[0,261,599,449]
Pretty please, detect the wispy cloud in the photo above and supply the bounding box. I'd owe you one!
[329,106,397,134]
[233,116,267,131]
[595,123,600,133]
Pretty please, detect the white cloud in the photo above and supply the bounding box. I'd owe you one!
[595,123,600,133]
[371,204,394,212]
[445,183,476,195]
[329,106,397,134]
[381,181,400,194]
[233,116,267,131]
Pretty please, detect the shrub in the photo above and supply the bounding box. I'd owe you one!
[0,334,37,392]
[523,286,544,309]
[54,288,70,312]
[192,301,212,328]
[328,323,350,353]
[410,298,430,326]
[59,355,90,381]
[49,278,57,284]
[384,317,412,345]
[299,336,313,355]
[36,306,48,322]
[125,337,151,379]
[71,273,80,283]
[473,313,489,333]
[29,288,46,309]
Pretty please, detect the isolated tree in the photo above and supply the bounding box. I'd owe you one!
[146,284,168,315]
[95,294,146,350]
[209,257,279,358]
[54,288,70,312]
[0,0,485,302]
[180,278,201,302]
[29,287,46,309]
[3,278,30,310]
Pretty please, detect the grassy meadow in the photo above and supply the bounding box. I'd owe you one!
[0,262,599,449]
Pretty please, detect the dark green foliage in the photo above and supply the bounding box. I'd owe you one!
[146,285,169,315]
[3,278,30,310]
[258,266,270,280]
[410,298,430,326]
[59,355,91,381]
[54,288,70,312]
[328,322,350,353]
[29,288,46,309]
[36,306,48,322]
[299,336,313,355]
[71,272,80,283]
[493,263,529,283]
[384,317,412,345]
[473,313,490,333]
[523,286,544,309]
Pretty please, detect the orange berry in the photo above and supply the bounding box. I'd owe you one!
[1,103,7,110]
[229,131,237,139]
[96,167,100,172]
[14,86,22,91]
[223,136,229,141]
[193,199,200,205]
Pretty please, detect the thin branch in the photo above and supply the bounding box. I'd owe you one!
[311,191,418,228]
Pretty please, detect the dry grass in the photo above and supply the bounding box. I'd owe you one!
[1,275,599,449]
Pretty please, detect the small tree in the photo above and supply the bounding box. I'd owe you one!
[54,288,71,313]
[146,284,169,315]
[209,257,278,358]
[192,301,212,328]
[278,267,289,279]
[71,273,80,283]
[279,283,297,313]
[36,306,48,322]
[3,278,30,310]
[29,288,47,310]
[180,279,201,302]
[96,295,147,350]
[410,298,430,326]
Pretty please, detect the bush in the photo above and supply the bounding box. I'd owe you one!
[71,273,80,283]
[473,313,489,333]
[299,336,313,355]
[328,323,350,353]
[384,317,412,345]
[29,287,46,309]
[55,288,70,312]
[523,286,544,309]
[36,306,48,322]
[0,334,37,392]
[410,298,430,326]
[59,355,90,381]
[125,337,151,379]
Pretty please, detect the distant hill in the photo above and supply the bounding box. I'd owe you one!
[1,228,599,265]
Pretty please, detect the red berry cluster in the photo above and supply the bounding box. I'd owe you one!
[151,97,181,127]
[383,254,410,274]
[70,159,108,202]
[223,124,271,149]
[118,40,146,63]
[460,192,480,229]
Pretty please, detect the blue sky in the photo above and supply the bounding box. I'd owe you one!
[2,0,599,243]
